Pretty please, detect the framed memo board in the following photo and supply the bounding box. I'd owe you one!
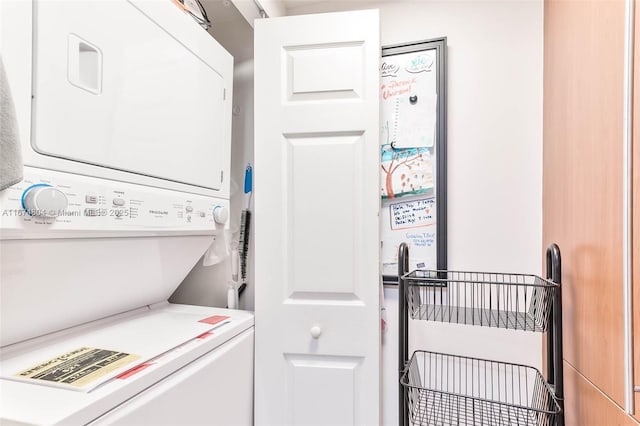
[380,38,447,284]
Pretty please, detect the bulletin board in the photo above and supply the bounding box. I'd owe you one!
[380,38,447,284]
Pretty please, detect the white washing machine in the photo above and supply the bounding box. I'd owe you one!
[0,1,253,424]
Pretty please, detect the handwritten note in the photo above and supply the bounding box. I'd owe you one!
[381,50,437,150]
[393,93,437,149]
[390,198,436,230]
[381,198,437,274]
[404,231,436,248]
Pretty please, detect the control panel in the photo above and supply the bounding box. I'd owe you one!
[0,167,229,239]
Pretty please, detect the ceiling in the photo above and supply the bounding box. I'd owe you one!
[198,0,361,62]
[201,0,254,63]
[280,0,325,9]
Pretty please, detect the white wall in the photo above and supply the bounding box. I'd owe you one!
[170,60,256,310]
[285,2,544,425]
[170,1,256,310]
[233,61,256,311]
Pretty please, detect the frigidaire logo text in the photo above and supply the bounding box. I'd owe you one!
[149,210,169,215]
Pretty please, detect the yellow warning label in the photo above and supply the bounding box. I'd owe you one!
[16,347,140,387]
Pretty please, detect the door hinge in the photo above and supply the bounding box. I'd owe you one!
[223,88,226,100]
[221,170,224,182]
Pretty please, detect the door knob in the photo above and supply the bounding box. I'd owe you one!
[310,325,322,339]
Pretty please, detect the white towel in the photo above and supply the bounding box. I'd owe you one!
[0,56,23,190]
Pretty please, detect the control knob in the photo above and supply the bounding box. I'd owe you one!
[213,206,229,224]
[22,184,69,217]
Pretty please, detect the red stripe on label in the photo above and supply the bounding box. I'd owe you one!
[197,331,214,339]
[198,315,229,325]
[117,363,152,380]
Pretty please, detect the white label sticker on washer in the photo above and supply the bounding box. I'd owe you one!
[15,347,140,388]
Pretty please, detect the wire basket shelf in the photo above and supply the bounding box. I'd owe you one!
[401,351,561,426]
[401,270,558,332]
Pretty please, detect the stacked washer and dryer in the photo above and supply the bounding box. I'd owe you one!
[0,1,253,425]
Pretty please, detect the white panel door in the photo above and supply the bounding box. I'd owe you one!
[254,10,380,426]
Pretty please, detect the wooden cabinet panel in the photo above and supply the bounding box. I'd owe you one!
[564,362,639,426]
[543,0,625,407]
[633,108,640,418]
[633,0,640,417]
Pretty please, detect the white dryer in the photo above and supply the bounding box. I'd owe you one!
[0,1,252,425]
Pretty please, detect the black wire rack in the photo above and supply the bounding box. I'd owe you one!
[401,351,561,426]
[397,244,565,426]
[402,270,557,332]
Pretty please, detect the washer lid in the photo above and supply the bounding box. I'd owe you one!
[0,304,254,426]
